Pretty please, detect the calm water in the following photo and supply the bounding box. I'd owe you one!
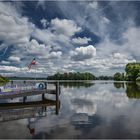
[0,81,140,139]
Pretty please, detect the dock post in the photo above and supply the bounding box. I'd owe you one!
[56,81,59,99]
[55,82,59,115]
[23,96,27,103]
[44,82,47,90]
[44,106,47,112]
[11,80,13,85]
[42,93,45,100]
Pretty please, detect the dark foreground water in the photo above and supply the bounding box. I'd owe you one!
[0,81,140,139]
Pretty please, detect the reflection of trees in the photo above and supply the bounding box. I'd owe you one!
[0,99,61,122]
[60,82,94,88]
[113,82,140,99]
[113,82,125,89]
[126,83,140,99]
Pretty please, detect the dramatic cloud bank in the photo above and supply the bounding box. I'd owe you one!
[0,1,139,77]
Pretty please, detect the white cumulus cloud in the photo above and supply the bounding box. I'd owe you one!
[40,18,49,28]
[72,37,91,45]
[0,11,34,47]
[71,45,96,61]
[8,56,20,62]
[50,18,81,36]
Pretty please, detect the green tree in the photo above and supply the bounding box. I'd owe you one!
[136,77,140,81]
[0,75,9,83]
[125,63,140,81]
[47,72,96,80]
[114,72,124,81]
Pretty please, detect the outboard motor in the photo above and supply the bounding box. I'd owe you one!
[35,83,46,90]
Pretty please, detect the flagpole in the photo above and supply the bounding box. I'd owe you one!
[35,64,37,81]
[28,58,37,81]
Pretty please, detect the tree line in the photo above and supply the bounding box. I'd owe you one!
[47,72,114,80]
[47,72,96,80]
[114,63,140,81]
[1,63,139,82]
[48,63,140,81]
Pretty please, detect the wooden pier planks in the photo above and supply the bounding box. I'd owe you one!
[0,98,57,110]
[0,89,56,99]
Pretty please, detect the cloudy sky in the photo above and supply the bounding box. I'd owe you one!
[0,1,139,77]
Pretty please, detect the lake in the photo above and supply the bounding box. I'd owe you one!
[0,81,140,139]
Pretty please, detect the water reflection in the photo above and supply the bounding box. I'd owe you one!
[59,82,140,138]
[0,99,60,122]
[126,82,140,99]
[0,91,61,139]
[60,82,94,88]
[71,98,97,116]
[113,82,125,89]
[0,81,140,138]
[113,82,140,99]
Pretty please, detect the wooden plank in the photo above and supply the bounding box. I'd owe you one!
[0,99,57,110]
[0,89,56,99]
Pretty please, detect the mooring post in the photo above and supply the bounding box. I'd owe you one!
[55,81,59,115]
[42,106,46,112]
[42,82,47,101]
[11,80,13,85]
[42,93,45,100]
[44,106,47,112]
[44,82,47,90]
[56,81,59,98]
[23,96,27,103]
[59,85,61,95]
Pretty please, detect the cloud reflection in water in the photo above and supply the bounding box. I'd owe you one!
[0,82,140,138]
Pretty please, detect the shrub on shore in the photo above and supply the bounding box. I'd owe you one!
[0,75,9,83]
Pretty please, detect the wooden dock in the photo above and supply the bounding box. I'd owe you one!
[0,82,60,100]
[0,82,61,117]
[0,89,56,100]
